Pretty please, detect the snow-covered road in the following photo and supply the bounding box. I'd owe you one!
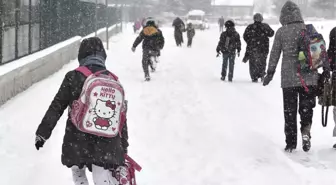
[0,22,336,185]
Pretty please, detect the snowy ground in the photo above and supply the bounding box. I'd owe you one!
[0,22,336,185]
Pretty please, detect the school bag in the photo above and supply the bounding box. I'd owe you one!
[70,66,126,138]
[111,154,142,185]
[218,33,232,53]
[318,77,332,127]
[219,30,239,54]
[317,70,335,128]
[297,24,328,92]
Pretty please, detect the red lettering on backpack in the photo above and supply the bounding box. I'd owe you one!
[101,87,115,94]
[99,92,115,99]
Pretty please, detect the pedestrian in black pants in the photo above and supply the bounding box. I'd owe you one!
[216,20,241,82]
[327,27,336,148]
[173,17,185,47]
[218,16,225,32]
[132,20,165,81]
[243,13,274,83]
[186,23,195,47]
[263,1,330,152]
[282,86,316,150]
[221,54,236,81]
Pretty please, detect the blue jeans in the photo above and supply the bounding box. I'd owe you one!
[221,54,235,80]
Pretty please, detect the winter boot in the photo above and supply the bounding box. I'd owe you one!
[301,123,312,152]
[302,135,311,152]
[260,76,265,82]
[333,143,336,149]
[284,145,296,153]
[252,79,258,83]
[221,76,225,81]
[284,134,297,153]
[151,66,156,72]
[149,60,156,72]
[145,74,151,81]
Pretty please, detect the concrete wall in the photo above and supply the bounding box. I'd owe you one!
[0,24,122,106]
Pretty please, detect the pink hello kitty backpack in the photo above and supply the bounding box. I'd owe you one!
[70,66,126,138]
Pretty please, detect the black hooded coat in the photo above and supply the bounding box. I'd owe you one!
[35,37,129,170]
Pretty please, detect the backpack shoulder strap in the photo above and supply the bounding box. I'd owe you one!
[76,67,119,81]
[76,66,92,77]
[109,72,119,81]
[93,70,119,81]
[298,29,308,50]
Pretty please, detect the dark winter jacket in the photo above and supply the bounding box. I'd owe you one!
[187,26,195,39]
[133,25,165,51]
[172,17,185,32]
[36,55,129,169]
[216,27,241,55]
[243,22,274,54]
[328,27,336,71]
[172,18,185,45]
[266,1,325,88]
[327,27,336,105]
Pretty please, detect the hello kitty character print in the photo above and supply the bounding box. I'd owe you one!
[70,66,126,138]
[93,100,117,131]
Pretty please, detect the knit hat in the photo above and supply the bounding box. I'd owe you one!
[253,13,263,22]
[225,20,235,28]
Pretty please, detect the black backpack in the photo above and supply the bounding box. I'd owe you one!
[222,34,236,52]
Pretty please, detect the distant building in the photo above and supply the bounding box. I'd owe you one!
[211,0,254,18]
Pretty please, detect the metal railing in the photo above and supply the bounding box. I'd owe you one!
[0,0,123,65]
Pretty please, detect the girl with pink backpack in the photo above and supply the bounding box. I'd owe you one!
[34,37,141,185]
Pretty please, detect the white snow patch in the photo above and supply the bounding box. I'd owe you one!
[0,22,336,185]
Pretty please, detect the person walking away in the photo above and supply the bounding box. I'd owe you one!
[186,23,196,47]
[172,17,185,46]
[141,17,146,28]
[218,16,225,33]
[327,27,336,148]
[243,13,274,83]
[133,20,139,34]
[34,37,129,185]
[132,19,165,81]
[262,1,330,152]
[216,20,241,82]
[133,19,141,34]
